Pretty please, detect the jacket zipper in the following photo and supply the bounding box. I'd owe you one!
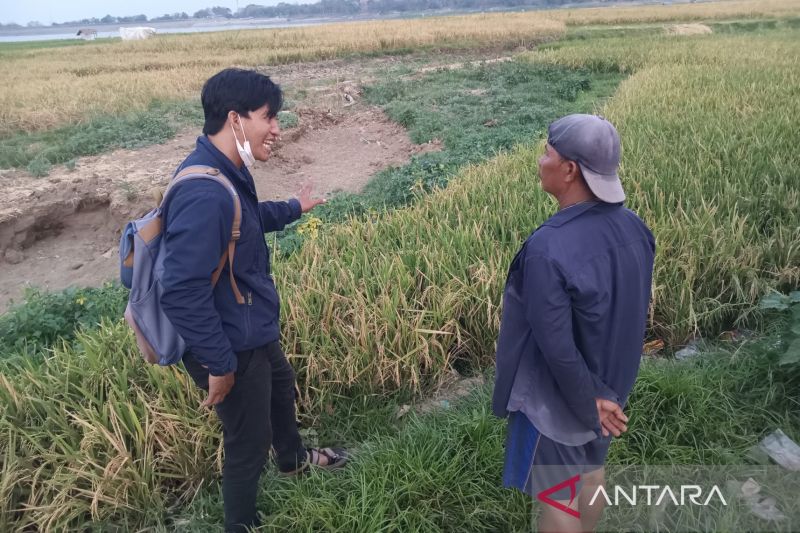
[244,291,253,342]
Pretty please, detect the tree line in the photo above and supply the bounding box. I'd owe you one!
[3,0,625,28]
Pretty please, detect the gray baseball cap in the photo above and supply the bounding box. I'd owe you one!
[547,114,625,203]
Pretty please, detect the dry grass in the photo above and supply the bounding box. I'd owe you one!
[0,322,221,530]
[3,0,800,134]
[665,23,714,35]
[549,0,800,26]
[0,13,564,133]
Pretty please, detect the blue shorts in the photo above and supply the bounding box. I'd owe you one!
[502,411,612,500]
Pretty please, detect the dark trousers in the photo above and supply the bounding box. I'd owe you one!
[184,341,306,533]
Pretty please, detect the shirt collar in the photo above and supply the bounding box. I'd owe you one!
[540,201,602,228]
[196,136,258,196]
[197,135,241,175]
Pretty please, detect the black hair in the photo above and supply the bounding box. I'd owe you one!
[201,68,283,135]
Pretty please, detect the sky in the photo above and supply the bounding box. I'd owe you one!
[2,0,306,25]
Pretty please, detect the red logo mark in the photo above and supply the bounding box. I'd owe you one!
[536,474,581,519]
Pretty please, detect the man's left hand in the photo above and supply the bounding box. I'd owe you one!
[298,182,326,213]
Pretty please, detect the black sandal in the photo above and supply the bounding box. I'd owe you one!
[279,447,348,476]
[309,447,348,470]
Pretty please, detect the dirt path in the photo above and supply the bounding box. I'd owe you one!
[0,49,518,312]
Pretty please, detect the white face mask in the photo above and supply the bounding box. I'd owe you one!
[231,117,256,169]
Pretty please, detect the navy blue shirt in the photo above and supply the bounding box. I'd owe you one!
[492,201,655,445]
[159,136,302,375]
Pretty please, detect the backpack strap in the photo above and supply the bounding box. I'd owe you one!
[169,165,245,305]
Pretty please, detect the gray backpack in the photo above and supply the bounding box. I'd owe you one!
[119,165,244,365]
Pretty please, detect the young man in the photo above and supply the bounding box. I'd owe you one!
[159,68,347,532]
[492,114,655,533]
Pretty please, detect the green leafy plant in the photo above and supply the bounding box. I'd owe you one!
[759,290,800,366]
[0,284,128,358]
[277,110,299,129]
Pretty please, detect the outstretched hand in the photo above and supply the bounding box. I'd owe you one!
[298,182,326,213]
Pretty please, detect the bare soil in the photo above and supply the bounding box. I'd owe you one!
[0,50,517,312]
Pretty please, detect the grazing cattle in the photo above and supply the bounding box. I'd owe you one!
[76,28,97,40]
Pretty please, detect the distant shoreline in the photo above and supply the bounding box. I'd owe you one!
[0,1,677,43]
[0,16,349,42]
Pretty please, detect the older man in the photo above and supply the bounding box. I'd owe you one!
[493,114,655,533]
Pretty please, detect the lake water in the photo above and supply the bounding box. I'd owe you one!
[0,18,340,43]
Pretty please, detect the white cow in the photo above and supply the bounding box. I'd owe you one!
[119,27,157,41]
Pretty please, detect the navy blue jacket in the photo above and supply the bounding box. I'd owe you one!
[492,201,655,445]
[160,136,302,375]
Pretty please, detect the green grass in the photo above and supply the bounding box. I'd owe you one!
[163,336,797,532]
[3,318,796,530]
[0,101,302,176]
[613,339,800,465]
[2,23,800,531]
[0,38,111,54]
[562,16,800,42]
[275,60,621,254]
[708,15,800,33]
[361,61,619,202]
[0,100,202,175]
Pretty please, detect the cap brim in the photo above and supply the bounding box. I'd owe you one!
[579,163,625,203]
